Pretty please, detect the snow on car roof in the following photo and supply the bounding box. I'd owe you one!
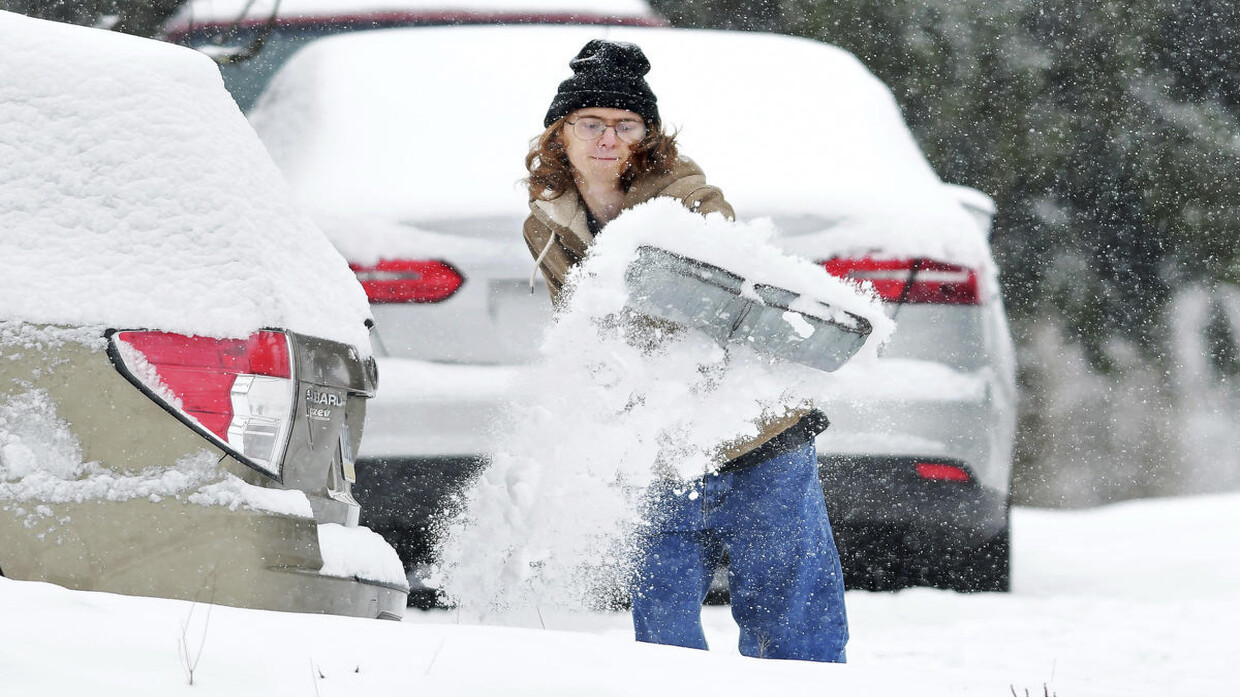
[167,0,657,26]
[0,11,372,350]
[248,25,991,266]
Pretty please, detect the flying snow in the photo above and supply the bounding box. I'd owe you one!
[434,199,892,615]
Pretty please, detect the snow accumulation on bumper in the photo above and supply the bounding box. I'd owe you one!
[0,367,406,619]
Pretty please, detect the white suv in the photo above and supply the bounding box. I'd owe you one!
[248,24,1017,599]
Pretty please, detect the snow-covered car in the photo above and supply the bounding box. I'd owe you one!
[0,11,407,618]
[247,25,1018,597]
[162,0,666,110]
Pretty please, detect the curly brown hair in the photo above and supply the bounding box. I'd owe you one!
[524,116,679,201]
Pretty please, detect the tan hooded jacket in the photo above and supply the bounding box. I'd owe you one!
[521,156,822,467]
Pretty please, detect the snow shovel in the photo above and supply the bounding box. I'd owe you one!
[622,245,873,372]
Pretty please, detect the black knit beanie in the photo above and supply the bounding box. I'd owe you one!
[544,40,660,128]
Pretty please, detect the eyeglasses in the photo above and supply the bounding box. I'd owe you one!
[565,116,648,144]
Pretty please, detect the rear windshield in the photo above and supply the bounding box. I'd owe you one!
[180,27,323,110]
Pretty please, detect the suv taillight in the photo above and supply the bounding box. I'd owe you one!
[349,259,464,303]
[109,330,296,479]
[915,462,972,483]
[820,257,981,305]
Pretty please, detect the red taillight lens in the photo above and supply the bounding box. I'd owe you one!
[244,331,292,377]
[110,330,295,479]
[820,257,980,305]
[915,462,972,482]
[349,259,464,304]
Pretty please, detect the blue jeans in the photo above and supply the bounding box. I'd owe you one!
[631,441,848,662]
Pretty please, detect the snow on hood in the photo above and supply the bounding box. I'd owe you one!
[0,11,372,351]
[166,0,657,27]
[248,25,986,264]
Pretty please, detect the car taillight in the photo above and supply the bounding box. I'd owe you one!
[915,462,972,483]
[109,330,296,479]
[349,259,464,304]
[820,257,981,305]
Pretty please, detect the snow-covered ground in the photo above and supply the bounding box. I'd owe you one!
[4,491,1234,696]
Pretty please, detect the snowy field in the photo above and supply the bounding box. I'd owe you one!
[4,491,1235,696]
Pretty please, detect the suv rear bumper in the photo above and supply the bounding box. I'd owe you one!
[819,454,1009,591]
[355,359,1016,598]
[820,454,1008,540]
[0,497,408,619]
[353,452,1011,600]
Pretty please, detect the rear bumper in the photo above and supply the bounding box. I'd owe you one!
[0,498,408,619]
[355,358,1016,597]
[819,454,1008,543]
[813,360,1016,495]
[811,387,1013,573]
[817,454,1008,591]
[268,567,408,620]
[352,453,1010,591]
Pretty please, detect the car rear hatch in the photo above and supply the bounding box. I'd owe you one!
[283,331,377,525]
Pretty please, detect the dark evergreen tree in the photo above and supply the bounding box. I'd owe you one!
[650,0,1240,501]
[650,0,1240,357]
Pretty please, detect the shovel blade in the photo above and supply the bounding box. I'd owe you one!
[623,246,873,372]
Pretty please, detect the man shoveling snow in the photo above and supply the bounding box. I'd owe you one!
[435,39,891,663]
